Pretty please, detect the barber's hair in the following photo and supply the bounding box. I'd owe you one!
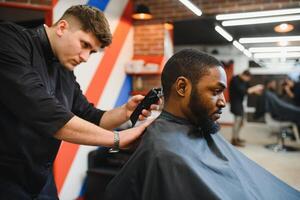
[242,69,251,77]
[56,5,112,48]
[161,49,223,101]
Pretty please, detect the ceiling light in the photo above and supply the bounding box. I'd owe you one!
[222,14,300,26]
[132,4,153,20]
[178,0,202,16]
[274,23,294,33]
[243,49,252,58]
[253,52,300,59]
[216,8,300,20]
[239,36,300,43]
[214,25,233,41]
[278,41,289,46]
[164,21,174,30]
[233,40,245,52]
[249,46,300,53]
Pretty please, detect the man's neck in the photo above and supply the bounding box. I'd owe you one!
[164,101,187,121]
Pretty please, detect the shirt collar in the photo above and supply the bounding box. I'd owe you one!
[35,24,57,63]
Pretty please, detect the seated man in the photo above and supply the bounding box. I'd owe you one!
[255,79,300,124]
[105,49,300,200]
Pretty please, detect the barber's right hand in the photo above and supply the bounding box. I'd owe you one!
[250,84,264,94]
[118,118,154,149]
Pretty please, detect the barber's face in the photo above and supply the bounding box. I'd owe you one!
[55,20,101,71]
[188,67,227,133]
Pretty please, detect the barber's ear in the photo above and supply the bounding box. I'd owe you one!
[176,76,189,97]
[56,20,69,37]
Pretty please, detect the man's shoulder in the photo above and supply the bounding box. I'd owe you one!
[0,22,32,47]
[230,75,240,83]
[141,119,190,160]
[0,21,26,34]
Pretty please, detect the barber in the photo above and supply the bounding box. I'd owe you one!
[0,5,155,200]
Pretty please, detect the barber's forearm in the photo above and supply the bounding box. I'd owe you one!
[99,105,128,129]
[285,88,294,98]
[247,86,255,94]
[54,116,114,147]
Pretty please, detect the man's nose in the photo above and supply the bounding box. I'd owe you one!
[79,50,90,62]
[217,93,226,108]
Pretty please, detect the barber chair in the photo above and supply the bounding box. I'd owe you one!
[84,147,133,200]
[264,113,300,152]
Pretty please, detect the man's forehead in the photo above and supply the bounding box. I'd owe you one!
[80,30,102,50]
[202,67,227,87]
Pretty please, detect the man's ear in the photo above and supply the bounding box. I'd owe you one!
[175,76,190,97]
[56,20,69,37]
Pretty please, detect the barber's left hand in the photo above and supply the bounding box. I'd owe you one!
[125,95,161,121]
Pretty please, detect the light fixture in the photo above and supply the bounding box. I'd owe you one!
[233,40,245,51]
[214,25,233,41]
[243,49,252,58]
[278,41,289,46]
[239,36,300,43]
[132,4,153,20]
[253,52,300,59]
[178,0,202,16]
[164,21,174,30]
[249,46,300,53]
[221,14,300,26]
[232,40,252,58]
[274,23,294,33]
[216,8,300,20]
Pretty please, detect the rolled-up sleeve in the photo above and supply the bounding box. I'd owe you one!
[71,81,105,125]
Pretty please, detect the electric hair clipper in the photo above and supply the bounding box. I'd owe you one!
[129,88,163,127]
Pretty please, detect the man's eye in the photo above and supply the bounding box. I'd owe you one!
[81,42,89,48]
[90,50,97,55]
[213,89,222,95]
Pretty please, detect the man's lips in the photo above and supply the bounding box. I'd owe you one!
[213,110,222,119]
[71,60,80,66]
[214,110,223,115]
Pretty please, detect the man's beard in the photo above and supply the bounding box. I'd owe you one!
[188,87,220,136]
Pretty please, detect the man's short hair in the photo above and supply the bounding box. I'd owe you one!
[56,5,112,48]
[161,49,223,101]
[242,69,251,77]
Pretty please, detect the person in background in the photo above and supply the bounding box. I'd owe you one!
[282,77,300,107]
[0,5,156,199]
[105,49,300,200]
[254,79,277,120]
[228,70,263,147]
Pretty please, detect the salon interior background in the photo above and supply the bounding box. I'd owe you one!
[0,0,300,199]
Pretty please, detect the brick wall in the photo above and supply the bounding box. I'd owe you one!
[133,0,300,23]
[134,24,165,55]
[2,0,51,5]
[132,0,300,56]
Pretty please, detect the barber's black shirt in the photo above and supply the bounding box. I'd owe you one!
[0,22,105,197]
[229,75,248,116]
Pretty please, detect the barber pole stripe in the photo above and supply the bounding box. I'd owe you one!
[52,0,133,199]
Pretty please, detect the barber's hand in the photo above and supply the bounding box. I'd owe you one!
[119,118,154,148]
[248,84,264,94]
[125,95,161,121]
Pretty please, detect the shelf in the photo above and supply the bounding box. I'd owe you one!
[131,90,150,95]
[126,71,161,76]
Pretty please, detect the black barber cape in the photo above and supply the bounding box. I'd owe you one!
[0,22,104,198]
[105,111,300,200]
[255,90,300,124]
